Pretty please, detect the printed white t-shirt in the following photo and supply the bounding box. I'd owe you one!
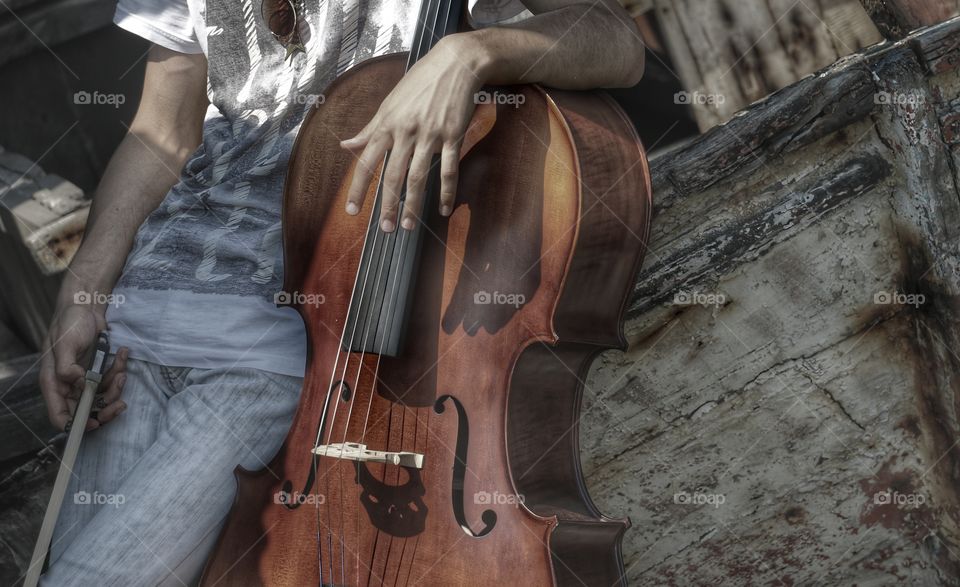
[106,0,529,377]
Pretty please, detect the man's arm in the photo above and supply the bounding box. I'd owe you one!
[40,45,207,432]
[469,0,645,89]
[342,0,645,232]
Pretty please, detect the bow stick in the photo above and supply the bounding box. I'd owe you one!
[24,331,110,587]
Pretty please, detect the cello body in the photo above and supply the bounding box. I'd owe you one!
[200,52,651,586]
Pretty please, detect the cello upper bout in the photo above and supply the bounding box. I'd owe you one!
[460,102,497,161]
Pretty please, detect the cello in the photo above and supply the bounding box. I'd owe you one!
[200,0,651,584]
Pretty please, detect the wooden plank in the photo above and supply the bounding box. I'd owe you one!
[575,16,960,583]
[654,0,881,130]
[860,0,959,38]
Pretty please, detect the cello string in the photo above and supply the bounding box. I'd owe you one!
[346,1,445,582]
[334,182,404,586]
[313,149,392,585]
[321,0,448,581]
[327,167,399,586]
[330,140,417,584]
[343,208,405,586]
[354,10,444,587]
[353,209,409,585]
[397,1,455,579]
[308,0,452,579]
[311,191,378,587]
[363,226,408,583]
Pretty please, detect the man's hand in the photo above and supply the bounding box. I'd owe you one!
[39,304,129,432]
[339,1,644,233]
[341,34,489,232]
[36,44,207,434]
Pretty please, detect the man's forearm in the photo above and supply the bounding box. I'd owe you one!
[59,131,192,308]
[463,4,646,90]
[58,46,208,310]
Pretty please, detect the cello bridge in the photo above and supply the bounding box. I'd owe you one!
[312,442,424,469]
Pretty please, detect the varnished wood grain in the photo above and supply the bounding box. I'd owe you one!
[200,52,651,587]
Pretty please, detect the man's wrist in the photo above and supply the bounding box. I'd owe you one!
[443,30,499,85]
[56,258,116,312]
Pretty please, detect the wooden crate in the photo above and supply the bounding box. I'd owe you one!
[0,147,89,351]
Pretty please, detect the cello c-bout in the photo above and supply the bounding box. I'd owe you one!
[200,0,651,584]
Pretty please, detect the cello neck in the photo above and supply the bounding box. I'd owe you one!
[340,0,463,358]
[406,0,463,70]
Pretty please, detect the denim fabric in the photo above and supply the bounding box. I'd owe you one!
[41,357,302,586]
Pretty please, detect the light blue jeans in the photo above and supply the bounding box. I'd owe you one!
[40,357,302,586]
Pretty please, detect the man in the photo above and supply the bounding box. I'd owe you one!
[38,0,645,584]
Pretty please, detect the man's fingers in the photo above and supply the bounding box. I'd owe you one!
[89,348,129,427]
[99,371,127,406]
[40,352,67,398]
[53,336,86,385]
[43,386,72,432]
[379,138,414,232]
[101,347,129,390]
[340,122,374,153]
[94,400,127,426]
[401,141,437,230]
[105,347,129,377]
[346,136,389,215]
[51,409,71,433]
[439,140,461,216]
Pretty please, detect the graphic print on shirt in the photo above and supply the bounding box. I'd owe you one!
[116,0,420,300]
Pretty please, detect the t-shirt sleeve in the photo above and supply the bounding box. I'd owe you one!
[468,0,531,27]
[114,0,203,54]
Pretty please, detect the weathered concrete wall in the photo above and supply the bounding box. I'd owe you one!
[580,17,960,585]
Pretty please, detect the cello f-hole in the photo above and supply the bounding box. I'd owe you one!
[434,394,497,538]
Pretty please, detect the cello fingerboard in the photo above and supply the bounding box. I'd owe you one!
[342,0,460,356]
[342,167,427,356]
